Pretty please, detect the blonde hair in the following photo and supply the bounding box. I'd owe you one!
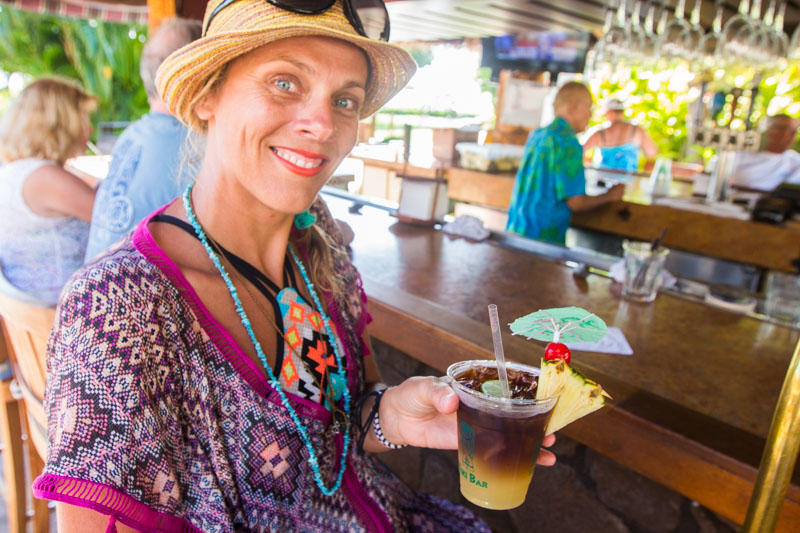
[0,77,97,165]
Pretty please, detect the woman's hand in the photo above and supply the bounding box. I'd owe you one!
[375,376,557,466]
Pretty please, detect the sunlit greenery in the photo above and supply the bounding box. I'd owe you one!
[0,4,149,139]
[587,59,800,165]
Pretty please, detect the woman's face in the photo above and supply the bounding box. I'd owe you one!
[197,36,368,216]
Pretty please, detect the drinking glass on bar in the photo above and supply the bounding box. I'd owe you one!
[622,240,670,303]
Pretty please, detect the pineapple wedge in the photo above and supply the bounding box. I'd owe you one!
[536,358,610,435]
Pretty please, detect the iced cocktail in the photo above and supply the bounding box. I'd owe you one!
[447,360,559,510]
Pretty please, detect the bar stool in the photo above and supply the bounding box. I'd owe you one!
[0,290,55,533]
[0,323,26,533]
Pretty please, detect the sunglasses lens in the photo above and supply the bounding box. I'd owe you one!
[278,0,335,13]
[349,0,389,41]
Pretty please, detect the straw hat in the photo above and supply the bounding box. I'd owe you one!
[155,0,417,131]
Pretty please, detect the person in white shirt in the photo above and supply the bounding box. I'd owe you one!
[730,113,800,191]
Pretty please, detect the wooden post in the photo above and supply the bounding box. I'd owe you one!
[147,0,177,31]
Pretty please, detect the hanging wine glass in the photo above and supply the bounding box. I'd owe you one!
[745,0,776,64]
[625,0,647,61]
[657,0,692,61]
[717,0,759,65]
[637,1,660,69]
[680,0,706,64]
[586,6,617,79]
[762,0,788,63]
[790,22,800,60]
[599,0,630,63]
[699,1,724,71]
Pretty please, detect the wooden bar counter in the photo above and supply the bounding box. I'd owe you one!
[445,166,800,273]
[323,194,800,531]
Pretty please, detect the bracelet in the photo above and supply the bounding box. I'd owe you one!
[355,386,408,454]
[372,396,407,450]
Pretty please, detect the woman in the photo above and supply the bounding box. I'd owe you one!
[582,98,658,173]
[0,77,96,304]
[34,2,556,531]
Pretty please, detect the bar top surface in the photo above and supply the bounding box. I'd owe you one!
[325,195,799,446]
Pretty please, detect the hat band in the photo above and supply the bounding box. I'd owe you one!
[203,0,390,41]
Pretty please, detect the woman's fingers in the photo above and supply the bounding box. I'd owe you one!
[430,378,459,414]
[542,433,556,448]
[536,448,557,466]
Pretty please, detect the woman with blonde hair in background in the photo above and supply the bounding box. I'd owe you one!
[0,77,96,304]
[34,1,556,531]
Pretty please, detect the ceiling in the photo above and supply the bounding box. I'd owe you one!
[383,0,800,43]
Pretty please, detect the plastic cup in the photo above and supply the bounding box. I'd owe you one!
[622,240,669,303]
[447,360,559,510]
[765,272,800,325]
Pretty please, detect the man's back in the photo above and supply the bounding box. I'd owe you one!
[84,112,191,261]
[506,117,585,244]
[730,149,800,191]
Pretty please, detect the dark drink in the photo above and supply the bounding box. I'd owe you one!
[447,360,558,510]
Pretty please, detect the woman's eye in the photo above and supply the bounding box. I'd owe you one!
[276,79,295,91]
[335,97,358,111]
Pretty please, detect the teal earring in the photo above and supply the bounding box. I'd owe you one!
[293,210,317,230]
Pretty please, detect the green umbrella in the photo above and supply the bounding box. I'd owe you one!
[509,306,608,344]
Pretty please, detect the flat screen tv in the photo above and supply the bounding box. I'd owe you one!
[481,31,591,79]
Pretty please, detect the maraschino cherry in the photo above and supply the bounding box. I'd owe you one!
[544,342,571,365]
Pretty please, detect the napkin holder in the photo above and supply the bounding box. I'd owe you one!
[396,173,448,225]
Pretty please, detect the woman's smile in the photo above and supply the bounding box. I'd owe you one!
[271,146,328,176]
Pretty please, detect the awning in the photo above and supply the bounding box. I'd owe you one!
[0,0,148,24]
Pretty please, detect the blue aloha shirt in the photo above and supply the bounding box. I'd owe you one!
[506,116,586,244]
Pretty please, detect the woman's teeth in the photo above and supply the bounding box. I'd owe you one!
[273,148,323,169]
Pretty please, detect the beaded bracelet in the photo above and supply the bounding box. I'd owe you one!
[372,398,407,450]
[355,386,408,454]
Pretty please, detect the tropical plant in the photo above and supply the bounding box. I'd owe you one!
[0,4,149,138]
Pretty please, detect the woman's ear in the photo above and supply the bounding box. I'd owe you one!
[195,99,214,121]
[195,90,218,122]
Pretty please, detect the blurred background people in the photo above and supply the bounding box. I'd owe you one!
[506,82,625,245]
[84,17,202,262]
[0,77,96,304]
[728,113,800,191]
[582,98,659,173]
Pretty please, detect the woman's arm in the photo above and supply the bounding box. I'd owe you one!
[581,130,602,152]
[57,503,139,533]
[637,126,660,159]
[21,164,96,221]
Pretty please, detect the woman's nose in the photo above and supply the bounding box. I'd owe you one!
[294,96,336,142]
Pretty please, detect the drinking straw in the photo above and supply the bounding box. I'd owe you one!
[488,304,511,398]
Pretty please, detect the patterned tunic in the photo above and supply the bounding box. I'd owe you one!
[505,116,586,245]
[33,201,490,533]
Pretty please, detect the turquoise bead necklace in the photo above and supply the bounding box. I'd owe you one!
[182,184,351,496]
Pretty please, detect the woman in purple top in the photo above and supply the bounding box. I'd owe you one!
[36,1,556,531]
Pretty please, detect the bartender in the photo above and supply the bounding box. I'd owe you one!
[728,113,800,191]
[506,82,625,245]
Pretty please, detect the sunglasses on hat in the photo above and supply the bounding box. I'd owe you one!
[203,0,390,41]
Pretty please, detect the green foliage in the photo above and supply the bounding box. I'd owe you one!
[380,108,475,118]
[0,5,148,138]
[590,60,800,164]
[405,44,433,68]
[591,69,691,161]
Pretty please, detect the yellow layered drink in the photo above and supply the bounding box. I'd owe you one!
[448,360,558,510]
